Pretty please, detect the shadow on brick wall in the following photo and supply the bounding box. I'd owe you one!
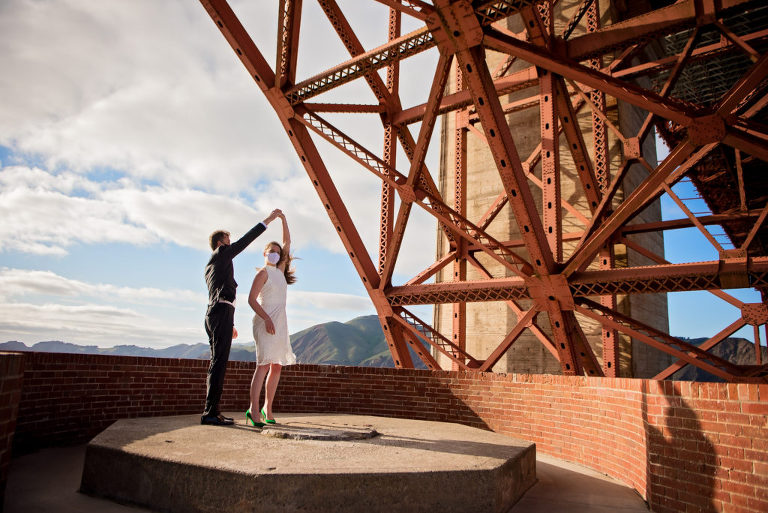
[260,365,492,432]
[642,381,716,513]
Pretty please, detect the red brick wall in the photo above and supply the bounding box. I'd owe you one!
[10,352,208,449]
[5,351,767,513]
[0,352,24,507]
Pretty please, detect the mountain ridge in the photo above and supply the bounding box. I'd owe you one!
[0,315,402,368]
[670,336,767,381]
[2,321,763,378]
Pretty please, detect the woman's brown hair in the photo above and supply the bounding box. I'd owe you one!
[264,241,297,285]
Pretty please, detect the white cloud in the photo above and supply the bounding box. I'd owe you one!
[0,266,204,347]
[0,0,294,192]
[0,164,349,256]
[0,301,199,347]
[0,266,375,346]
[0,267,203,305]
[289,290,373,312]
[0,0,441,348]
[0,175,156,254]
[0,165,100,194]
[103,186,264,252]
[0,0,441,270]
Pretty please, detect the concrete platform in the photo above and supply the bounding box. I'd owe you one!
[80,413,537,513]
[4,443,651,512]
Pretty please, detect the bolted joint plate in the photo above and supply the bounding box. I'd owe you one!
[398,185,418,204]
[686,114,726,146]
[623,137,641,160]
[719,248,747,260]
[456,109,469,128]
[527,274,575,310]
[433,0,483,51]
[719,256,750,289]
[742,303,768,326]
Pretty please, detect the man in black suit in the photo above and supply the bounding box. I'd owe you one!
[202,209,281,426]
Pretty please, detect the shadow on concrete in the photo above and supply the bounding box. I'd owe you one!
[98,413,527,462]
[4,445,152,513]
[237,411,523,459]
[642,382,716,512]
[357,432,533,460]
[508,455,652,513]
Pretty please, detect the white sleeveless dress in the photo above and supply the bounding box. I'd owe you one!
[252,265,296,365]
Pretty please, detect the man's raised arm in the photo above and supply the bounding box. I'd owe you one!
[228,209,282,257]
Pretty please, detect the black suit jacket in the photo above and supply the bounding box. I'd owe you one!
[205,222,266,315]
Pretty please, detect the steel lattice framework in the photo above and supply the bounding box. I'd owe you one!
[200,0,768,382]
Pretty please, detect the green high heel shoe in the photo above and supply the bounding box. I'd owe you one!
[261,407,277,424]
[246,408,265,427]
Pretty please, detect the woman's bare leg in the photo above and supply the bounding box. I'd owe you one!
[249,364,269,413]
[263,363,282,419]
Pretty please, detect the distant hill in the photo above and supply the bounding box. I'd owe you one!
[9,321,759,378]
[289,315,394,367]
[0,315,422,368]
[671,337,768,382]
[0,339,214,359]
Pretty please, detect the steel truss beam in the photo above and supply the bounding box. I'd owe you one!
[200,0,768,382]
[386,258,768,305]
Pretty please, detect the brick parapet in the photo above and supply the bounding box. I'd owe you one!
[0,352,24,508]
[3,351,766,513]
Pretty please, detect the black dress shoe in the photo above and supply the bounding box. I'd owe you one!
[219,414,233,422]
[201,414,234,426]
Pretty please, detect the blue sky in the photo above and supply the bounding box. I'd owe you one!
[0,0,761,350]
[0,0,436,348]
[658,143,761,343]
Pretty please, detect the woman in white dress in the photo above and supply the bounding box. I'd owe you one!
[245,212,296,427]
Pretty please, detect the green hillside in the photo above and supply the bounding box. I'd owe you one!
[289,315,393,366]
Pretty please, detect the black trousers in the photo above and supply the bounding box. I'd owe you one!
[203,303,234,416]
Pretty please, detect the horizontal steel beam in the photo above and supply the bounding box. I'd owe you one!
[286,27,436,104]
[386,258,768,305]
[388,277,529,306]
[570,258,768,297]
[565,0,754,61]
[619,212,763,236]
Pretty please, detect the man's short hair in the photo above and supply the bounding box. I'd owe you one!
[209,230,229,250]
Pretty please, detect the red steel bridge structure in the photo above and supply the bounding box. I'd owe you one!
[200,0,768,383]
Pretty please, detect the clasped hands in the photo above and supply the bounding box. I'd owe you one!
[264,208,285,224]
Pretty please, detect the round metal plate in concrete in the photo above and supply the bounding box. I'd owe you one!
[80,413,536,513]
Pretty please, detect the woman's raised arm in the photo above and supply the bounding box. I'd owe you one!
[280,212,291,255]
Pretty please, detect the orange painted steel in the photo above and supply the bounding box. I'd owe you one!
[200,0,768,382]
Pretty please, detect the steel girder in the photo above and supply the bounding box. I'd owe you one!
[200,0,768,382]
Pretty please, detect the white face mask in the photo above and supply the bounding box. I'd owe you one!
[266,252,280,265]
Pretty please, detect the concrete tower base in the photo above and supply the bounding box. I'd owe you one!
[80,413,536,513]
